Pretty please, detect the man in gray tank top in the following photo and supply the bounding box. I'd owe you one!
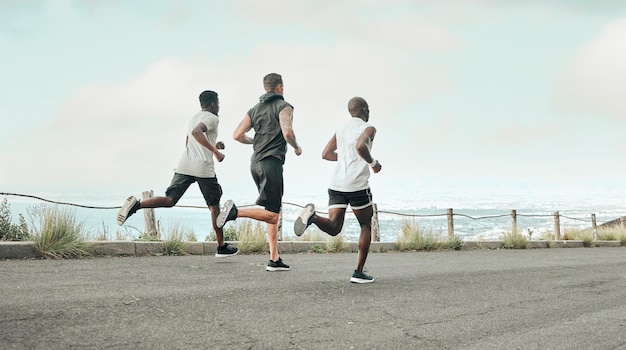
[217,73,302,271]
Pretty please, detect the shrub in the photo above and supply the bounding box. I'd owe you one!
[30,205,91,259]
[0,197,29,241]
[205,225,240,242]
[500,232,528,249]
[325,235,348,252]
[396,220,459,251]
[237,220,267,253]
[597,226,626,246]
[309,244,324,253]
[162,223,191,256]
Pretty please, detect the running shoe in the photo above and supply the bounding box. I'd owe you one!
[294,203,315,237]
[266,258,290,271]
[216,200,237,229]
[117,196,140,226]
[215,243,239,258]
[350,270,374,283]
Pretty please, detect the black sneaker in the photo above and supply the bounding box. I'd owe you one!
[266,258,290,271]
[216,200,237,229]
[117,196,140,226]
[294,203,315,236]
[215,243,238,258]
[350,270,374,284]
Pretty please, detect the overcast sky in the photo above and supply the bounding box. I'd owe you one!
[1,0,625,205]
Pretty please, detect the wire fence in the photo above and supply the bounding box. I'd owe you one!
[2,191,623,242]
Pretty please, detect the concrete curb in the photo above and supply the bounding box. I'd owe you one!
[0,240,622,259]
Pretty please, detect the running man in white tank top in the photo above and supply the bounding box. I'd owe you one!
[294,97,382,283]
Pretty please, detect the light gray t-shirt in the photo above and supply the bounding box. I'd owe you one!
[329,117,373,192]
[175,110,219,178]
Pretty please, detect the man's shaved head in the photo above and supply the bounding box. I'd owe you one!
[348,97,369,121]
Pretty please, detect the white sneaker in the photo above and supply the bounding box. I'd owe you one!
[294,203,315,236]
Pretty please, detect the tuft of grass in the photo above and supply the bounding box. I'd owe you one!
[161,223,191,256]
[562,228,594,247]
[597,226,626,246]
[325,235,348,253]
[396,220,460,251]
[298,228,327,242]
[30,205,91,259]
[237,220,267,253]
[93,221,109,241]
[136,232,161,241]
[205,224,240,242]
[500,231,528,249]
[309,244,324,253]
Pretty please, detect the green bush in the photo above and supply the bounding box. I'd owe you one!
[0,198,29,241]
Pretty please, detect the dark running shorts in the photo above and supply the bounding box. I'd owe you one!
[250,156,284,213]
[165,173,222,206]
[328,188,373,210]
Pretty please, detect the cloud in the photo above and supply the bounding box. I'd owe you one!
[1,30,454,195]
[555,19,626,121]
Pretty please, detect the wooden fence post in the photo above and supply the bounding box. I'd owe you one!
[371,203,380,242]
[554,211,560,240]
[591,214,597,242]
[621,216,626,230]
[511,210,518,235]
[142,190,158,238]
[447,208,454,238]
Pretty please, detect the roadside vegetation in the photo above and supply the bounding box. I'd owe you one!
[396,220,463,251]
[29,205,91,259]
[0,198,29,241]
[3,197,626,258]
[500,231,529,249]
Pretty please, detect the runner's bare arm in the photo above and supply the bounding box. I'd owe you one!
[233,114,254,145]
[356,126,381,173]
[321,134,338,161]
[278,106,302,156]
[191,123,225,162]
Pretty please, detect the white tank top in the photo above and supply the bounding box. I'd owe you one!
[329,117,372,192]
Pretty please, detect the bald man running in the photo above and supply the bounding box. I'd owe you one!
[294,97,382,283]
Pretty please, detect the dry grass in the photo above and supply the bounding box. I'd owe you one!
[396,220,462,251]
[30,205,91,259]
[237,220,268,253]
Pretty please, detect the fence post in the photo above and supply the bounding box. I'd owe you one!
[371,203,380,242]
[447,208,454,238]
[591,214,597,242]
[277,209,283,241]
[511,210,518,235]
[553,211,560,240]
[621,216,626,230]
[142,190,158,238]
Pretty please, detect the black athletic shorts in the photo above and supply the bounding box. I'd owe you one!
[165,173,222,206]
[250,156,284,213]
[328,188,373,210]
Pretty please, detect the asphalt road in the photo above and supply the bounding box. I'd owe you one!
[1,248,626,350]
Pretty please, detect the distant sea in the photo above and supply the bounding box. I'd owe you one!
[3,189,624,242]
